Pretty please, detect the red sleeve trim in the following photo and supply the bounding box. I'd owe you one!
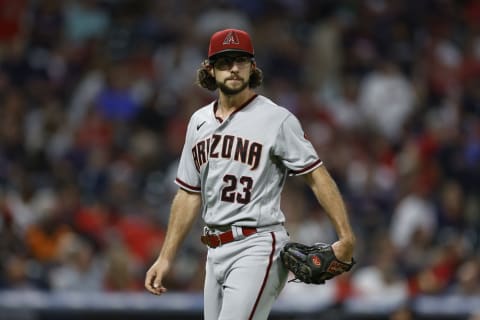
[289,159,323,176]
[175,178,201,192]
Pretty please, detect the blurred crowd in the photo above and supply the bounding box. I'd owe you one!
[0,0,479,307]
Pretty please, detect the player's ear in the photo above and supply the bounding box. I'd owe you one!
[208,65,215,77]
[203,59,215,76]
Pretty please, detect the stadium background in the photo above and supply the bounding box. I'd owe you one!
[0,0,479,319]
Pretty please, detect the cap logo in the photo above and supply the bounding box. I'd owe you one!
[311,255,322,267]
[223,31,240,45]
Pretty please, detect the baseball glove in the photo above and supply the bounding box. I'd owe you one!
[280,242,355,284]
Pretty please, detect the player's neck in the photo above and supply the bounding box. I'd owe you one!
[217,89,255,119]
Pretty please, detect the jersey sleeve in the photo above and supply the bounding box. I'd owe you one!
[274,114,323,176]
[175,118,201,192]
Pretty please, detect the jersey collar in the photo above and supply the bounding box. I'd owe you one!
[213,94,258,123]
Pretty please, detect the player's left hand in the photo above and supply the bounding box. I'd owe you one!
[331,239,354,264]
[280,241,355,284]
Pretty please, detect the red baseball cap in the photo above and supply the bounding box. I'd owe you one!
[208,29,254,59]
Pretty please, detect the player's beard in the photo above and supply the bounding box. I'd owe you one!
[217,78,249,96]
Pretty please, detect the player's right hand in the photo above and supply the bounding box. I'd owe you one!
[145,259,170,295]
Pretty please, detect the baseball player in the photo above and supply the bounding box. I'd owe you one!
[145,28,355,319]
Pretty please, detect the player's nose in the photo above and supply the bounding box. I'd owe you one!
[230,62,240,71]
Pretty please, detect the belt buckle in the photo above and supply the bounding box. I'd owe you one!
[210,233,222,247]
[204,228,222,248]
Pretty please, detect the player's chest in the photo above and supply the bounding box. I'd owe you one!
[192,121,273,171]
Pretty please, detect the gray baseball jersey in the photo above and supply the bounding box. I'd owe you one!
[175,94,322,227]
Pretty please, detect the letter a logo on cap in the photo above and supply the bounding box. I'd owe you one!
[208,29,254,58]
[223,31,240,45]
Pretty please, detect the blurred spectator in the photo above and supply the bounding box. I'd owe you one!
[451,257,480,296]
[94,64,140,121]
[0,89,27,162]
[67,54,107,129]
[73,200,110,246]
[49,234,104,291]
[103,240,141,291]
[470,314,480,320]
[194,2,252,38]
[0,0,27,44]
[351,235,408,303]
[24,194,72,263]
[389,182,437,252]
[322,75,365,132]
[408,238,462,296]
[63,0,110,46]
[111,214,165,265]
[284,177,337,246]
[0,2,478,311]
[30,0,64,49]
[358,59,415,142]
[389,305,415,320]
[305,11,345,99]
[1,254,39,290]
[436,180,468,237]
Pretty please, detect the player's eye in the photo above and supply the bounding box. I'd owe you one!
[214,56,251,70]
[234,56,251,64]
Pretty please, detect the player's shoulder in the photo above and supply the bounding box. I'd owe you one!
[252,95,294,119]
[193,100,215,117]
[189,100,215,123]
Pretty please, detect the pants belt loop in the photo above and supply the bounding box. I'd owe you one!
[231,225,245,240]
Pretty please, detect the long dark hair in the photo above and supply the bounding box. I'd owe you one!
[196,60,263,91]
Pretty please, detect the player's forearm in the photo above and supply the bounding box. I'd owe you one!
[305,166,355,246]
[156,188,202,262]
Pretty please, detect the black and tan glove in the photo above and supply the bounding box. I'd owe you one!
[280,242,355,284]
